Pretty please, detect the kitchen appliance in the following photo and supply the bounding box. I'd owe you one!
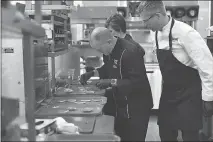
[26,9,69,52]
[1,97,20,132]
[34,38,50,108]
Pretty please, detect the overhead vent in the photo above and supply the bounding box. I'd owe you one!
[166,5,199,21]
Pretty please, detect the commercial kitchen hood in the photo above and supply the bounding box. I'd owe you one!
[69,6,147,30]
[69,0,199,28]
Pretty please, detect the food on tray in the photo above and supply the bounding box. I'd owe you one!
[74,102,86,104]
[92,99,102,102]
[68,107,77,111]
[64,88,73,93]
[82,107,93,112]
[80,100,91,102]
[67,99,76,102]
[70,86,100,94]
[84,91,95,93]
[58,100,66,103]
[52,106,59,108]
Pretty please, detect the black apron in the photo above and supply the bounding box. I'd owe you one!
[156,18,203,130]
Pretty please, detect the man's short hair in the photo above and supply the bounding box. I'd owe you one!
[105,13,126,33]
[137,0,166,16]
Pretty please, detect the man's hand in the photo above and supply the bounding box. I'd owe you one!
[96,79,112,89]
[80,71,94,85]
[203,101,213,117]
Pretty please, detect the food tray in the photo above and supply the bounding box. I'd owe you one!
[55,85,105,97]
[50,96,107,105]
[45,134,120,141]
[35,105,103,117]
[35,96,106,117]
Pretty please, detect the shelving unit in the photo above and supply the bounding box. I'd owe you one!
[25,5,77,94]
[48,46,71,57]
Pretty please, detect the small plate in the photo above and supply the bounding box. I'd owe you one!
[82,107,93,112]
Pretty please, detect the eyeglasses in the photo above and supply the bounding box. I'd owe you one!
[142,13,158,23]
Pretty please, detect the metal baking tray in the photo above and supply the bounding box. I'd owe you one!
[54,85,105,97]
[35,96,107,117]
[45,134,120,141]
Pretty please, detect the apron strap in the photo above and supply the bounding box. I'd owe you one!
[155,17,175,50]
[155,31,159,49]
[169,18,175,51]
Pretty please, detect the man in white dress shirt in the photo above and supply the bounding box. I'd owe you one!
[138,1,213,141]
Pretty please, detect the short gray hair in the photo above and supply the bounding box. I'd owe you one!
[90,27,112,47]
[137,0,166,16]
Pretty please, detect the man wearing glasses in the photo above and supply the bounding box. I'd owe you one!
[137,1,213,141]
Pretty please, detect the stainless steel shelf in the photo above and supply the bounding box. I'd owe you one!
[70,18,107,24]
[30,5,77,11]
[48,48,69,57]
[72,44,91,48]
[55,34,66,38]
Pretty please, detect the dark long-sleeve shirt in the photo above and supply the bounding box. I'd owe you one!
[98,38,153,117]
[98,34,145,79]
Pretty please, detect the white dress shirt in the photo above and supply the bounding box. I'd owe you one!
[153,17,213,101]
